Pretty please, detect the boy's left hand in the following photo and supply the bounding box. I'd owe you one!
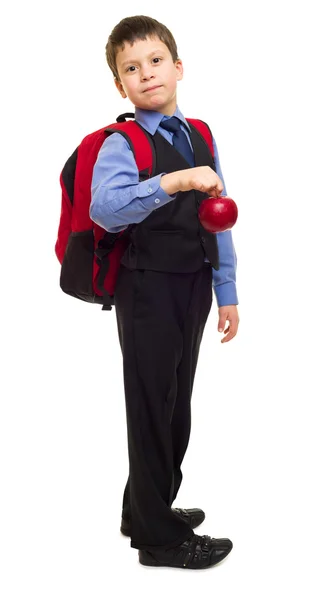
[218,305,239,343]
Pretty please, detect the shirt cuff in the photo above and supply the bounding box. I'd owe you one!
[213,281,239,307]
[137,173,176,209]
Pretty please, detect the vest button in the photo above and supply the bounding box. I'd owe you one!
[201,236,206,243]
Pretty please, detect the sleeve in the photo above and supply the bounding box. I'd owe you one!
[89,132,176,233]
[211,136,239,307]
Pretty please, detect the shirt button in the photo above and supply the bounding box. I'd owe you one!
[155,198,160,204]
[147,186,153,193]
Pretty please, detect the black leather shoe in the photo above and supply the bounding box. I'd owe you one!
[120,507,205,536]
[138,534,233,569]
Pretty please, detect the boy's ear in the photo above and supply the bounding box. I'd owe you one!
[115,78,127,98]
[175,59,183,82]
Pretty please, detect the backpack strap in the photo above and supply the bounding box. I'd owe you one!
[186,118,215,162]
[108,117,214,175]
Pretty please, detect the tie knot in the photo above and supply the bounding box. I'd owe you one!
[160,116,181,134]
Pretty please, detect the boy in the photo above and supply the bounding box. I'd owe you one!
[90,15,239,569]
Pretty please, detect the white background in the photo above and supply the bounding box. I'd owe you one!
[1,0,312,597]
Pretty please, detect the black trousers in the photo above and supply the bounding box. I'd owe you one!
[114,262,213,551]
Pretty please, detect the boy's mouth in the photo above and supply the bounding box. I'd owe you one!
[143,85,162,93]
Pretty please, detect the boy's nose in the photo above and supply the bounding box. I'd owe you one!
[140,68,155,81]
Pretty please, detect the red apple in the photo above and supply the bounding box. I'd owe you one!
[198,196,238,233]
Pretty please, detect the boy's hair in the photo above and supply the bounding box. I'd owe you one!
[106,15,179,81]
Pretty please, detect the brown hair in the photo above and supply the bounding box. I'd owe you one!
[106,15,179,81]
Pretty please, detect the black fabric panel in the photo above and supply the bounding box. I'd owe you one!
[60,230,113,306]
[61,147,78,205]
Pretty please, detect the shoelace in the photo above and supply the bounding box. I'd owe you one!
[181,534,212,567]
[172,508,189,517]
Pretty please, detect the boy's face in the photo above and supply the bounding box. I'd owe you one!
[115,36,183,115]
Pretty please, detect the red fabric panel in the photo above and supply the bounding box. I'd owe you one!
[55,172,73,264]
[186,118,215,158]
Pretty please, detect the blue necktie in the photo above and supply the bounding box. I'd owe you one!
[160,117,195,167]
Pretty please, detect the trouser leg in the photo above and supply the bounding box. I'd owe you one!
[115,265,212,550]
[169,264,213,504]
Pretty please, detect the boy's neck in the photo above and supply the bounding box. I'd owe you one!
[135,104,178,117]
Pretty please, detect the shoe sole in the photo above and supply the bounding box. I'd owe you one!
[139,549,232,569]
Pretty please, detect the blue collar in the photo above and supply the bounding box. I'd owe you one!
[134,105,191,135]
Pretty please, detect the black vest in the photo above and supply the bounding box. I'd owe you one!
[120,122,220,272]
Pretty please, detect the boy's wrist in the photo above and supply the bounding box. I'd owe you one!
[160,171,183,195]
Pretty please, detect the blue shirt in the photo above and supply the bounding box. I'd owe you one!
[90,105,238,307]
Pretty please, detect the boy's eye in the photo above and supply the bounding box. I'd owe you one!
[126,58,162,72]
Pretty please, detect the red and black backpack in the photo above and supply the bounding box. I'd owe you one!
[55,112,215,310]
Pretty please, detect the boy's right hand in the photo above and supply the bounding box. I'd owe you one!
[160,166,224,198]
[178,166,224,197]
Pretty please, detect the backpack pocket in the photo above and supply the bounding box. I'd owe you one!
[60,229,95,301]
